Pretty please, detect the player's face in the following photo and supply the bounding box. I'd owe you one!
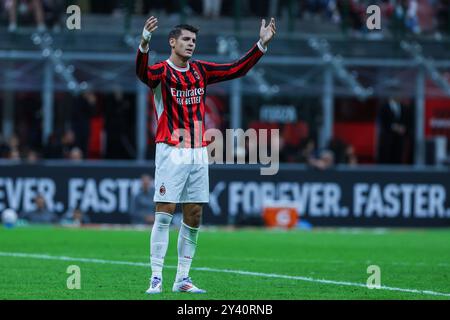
[171,30,196,60]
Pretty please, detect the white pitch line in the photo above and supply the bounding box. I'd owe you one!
[167,255,450,268]
[1,251,449,298]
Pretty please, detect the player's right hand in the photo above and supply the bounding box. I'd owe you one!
[144,16,158,35]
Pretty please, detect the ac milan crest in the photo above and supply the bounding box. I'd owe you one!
[193,70,200,80]
[159,183,166,196]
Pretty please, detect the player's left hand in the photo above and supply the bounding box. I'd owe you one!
[259,17,276,47]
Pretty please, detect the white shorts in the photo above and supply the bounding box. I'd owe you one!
[153,143,209,203]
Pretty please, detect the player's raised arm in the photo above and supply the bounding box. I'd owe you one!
[140,16,158,52]
[198,18,276,85]
[136,16,163,88]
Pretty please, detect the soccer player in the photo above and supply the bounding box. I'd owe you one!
[136,16,276,294]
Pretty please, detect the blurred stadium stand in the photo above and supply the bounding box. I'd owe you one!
[0,0,449,167]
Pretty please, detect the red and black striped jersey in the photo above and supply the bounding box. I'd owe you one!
[136,41,266,148]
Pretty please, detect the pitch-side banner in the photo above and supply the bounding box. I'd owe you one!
[0,163,450,227]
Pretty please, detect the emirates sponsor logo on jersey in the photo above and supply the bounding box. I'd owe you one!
[170,88,204,98]
[171,88,205,105]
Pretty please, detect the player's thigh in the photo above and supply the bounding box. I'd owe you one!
[154,143,191,203]
[181,148,209,203]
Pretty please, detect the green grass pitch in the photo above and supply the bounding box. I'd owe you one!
[1,226,450,300]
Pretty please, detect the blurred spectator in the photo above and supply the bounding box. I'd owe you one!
[68,147,83,161]
[8,148,21,160]
[8,133,20,151]
[14,93,42,152]
[376,96,410,164]
[268,0,290,19]
[295,137,336,169]
[104,86,134,159]
[43,132,63,159]
[61,207,91,226]
[248,0,270,17]
[0,135,10,158]
[401,101,414,164]
[280,121,309,163]
[345,144,358,166]
[89,0,120,14]
[25,149,39,163]
[6,0,46,32]
[436,0,449,36]
[405,0,420,34]
[336,0,365,33]
[327,137,358,165]
[327,0,341,24]
[320,149,335,168]
[3,134,21,160]
[387,0,405,37]
[327,138,346,164]
[137,0,180,16]
[42,0,64,31]
[129,174,155,225]
[104,86,124,159]
[61,129,77,159]
[297,137,316,164]
[310,149,335,170]
[0,134,19,159]
[389,0,436,36]
[71,91,96,156]
[22,194,58,224]
[301,0,332,21]
[202,0,222,18]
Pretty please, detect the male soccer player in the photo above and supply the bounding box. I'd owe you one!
[136,16,276,294]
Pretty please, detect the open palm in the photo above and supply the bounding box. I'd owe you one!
[260,18,276,47]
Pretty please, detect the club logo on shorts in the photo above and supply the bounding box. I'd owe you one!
[159,183,166,196]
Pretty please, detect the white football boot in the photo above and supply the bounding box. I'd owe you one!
[145,276,162,294]
[172,277,206,293]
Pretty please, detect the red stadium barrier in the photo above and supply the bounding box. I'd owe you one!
[334,122,376,163]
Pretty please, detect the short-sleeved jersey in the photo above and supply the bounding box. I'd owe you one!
[136,41,266,148]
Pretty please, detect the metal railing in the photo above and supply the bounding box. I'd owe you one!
[1,32,450,165]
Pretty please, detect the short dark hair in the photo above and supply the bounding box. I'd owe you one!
[168,24,199,41]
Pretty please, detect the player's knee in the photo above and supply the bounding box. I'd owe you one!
[185,204,202,227]
[154,212,173,226]
[191,213,202,227]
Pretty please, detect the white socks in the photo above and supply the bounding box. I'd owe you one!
[150,214,200,282]
[175,222,199,282]
[150,212,173,278]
